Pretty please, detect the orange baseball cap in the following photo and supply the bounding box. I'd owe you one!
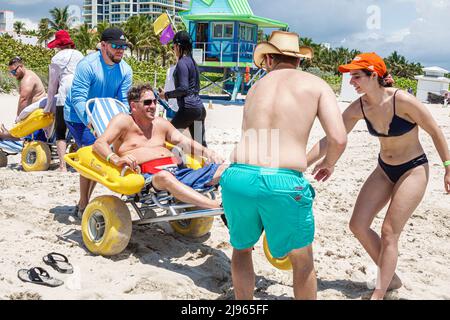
[338,52,387,78]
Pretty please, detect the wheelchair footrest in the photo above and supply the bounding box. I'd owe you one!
[133,208,224,225]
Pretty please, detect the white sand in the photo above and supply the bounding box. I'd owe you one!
[0,93,449,300]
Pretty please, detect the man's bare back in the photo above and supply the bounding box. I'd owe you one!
[231,69,338,172]
[18,70,46,116]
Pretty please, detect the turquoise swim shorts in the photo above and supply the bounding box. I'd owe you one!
[220,163,316,258]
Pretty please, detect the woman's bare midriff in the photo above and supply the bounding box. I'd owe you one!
[378,128,425,165]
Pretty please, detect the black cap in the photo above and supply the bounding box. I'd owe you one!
[173,31,192,46]
[101,27,128,46]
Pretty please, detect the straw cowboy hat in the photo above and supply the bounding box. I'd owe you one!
[253,31,313,69]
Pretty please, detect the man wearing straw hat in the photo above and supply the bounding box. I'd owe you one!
[220,31,348,300]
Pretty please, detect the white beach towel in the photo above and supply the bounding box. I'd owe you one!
[164,65,179,113]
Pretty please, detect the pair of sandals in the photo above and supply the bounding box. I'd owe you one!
[17,253,73,288]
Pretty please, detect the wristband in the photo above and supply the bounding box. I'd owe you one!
[106,152,116,163]
[444,161,450,167]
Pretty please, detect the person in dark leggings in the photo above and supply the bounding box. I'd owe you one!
[159,31,208,147]
[308,53,450,300]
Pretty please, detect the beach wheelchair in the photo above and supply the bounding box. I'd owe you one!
[7,98,76,172]
[64,98,224,256]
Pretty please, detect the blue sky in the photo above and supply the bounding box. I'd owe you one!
[2,0,450,69]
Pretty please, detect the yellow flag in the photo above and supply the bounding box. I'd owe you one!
[154,13,171,35]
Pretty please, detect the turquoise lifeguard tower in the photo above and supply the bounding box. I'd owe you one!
[179,0,289,101]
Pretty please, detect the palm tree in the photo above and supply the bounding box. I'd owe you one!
[385,51,421,79]
[13,21,26,35]
[49,6,70,31]
[149,28,176,67]
[122,15,153,60]
[72,23,97,54]
[300,37,314,47]
[37,18,53,46]
[96,21,111,36]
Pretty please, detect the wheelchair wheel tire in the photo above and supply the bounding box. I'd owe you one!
[82,195,132,256]
[170,212,214,239]
[0,151,7,168]
[21,141,51,172]
[263,233,292,271]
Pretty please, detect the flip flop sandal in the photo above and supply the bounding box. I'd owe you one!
[43,252,74,274]
[17,267,63,288]
[73,205,85,219]
[220,213,228,228]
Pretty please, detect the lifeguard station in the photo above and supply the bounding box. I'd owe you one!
[179,0,288,102]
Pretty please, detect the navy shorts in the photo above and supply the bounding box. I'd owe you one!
[66,121,96,147]
[24,129,47,142]
[143,164,220,191]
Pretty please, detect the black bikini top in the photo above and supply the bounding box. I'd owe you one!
[360,90,417,137]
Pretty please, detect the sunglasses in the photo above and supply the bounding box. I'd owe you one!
[110,43,128,50]
[9,65,20,76]
[136,99,157,106]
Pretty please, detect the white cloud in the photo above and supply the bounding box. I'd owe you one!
[341,0,450,68]
[385,28,411,43]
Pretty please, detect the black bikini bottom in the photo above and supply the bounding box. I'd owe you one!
[378,154,428,183]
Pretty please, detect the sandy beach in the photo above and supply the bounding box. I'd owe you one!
[0,92,449,300]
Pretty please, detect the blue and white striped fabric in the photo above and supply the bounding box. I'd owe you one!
[0,140,23,154]
[87,98,130,136]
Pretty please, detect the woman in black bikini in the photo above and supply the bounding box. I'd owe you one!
[308,53,450,300]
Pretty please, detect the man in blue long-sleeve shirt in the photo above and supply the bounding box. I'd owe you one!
[65,27,133,218]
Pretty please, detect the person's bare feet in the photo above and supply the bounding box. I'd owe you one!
[388,274,403,291]
[1,124,8,133]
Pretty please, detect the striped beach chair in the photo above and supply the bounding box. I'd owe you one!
[85,98,130,136]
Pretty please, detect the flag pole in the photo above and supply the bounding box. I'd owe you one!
[165,10,178,33]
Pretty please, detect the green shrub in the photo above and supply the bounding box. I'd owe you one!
[125,57,167,88]
[322,75,342,94]
[0,70,17,93]
[394,77,418,94]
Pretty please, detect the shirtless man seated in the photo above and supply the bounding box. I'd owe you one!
[0,56,47,140]
[93,84,227,210]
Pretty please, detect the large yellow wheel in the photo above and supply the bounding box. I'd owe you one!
[0,151,7,168]
[170,210,214,238]
[21,141,51,172]
[263,233,292,271]
[81,195,132,256]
